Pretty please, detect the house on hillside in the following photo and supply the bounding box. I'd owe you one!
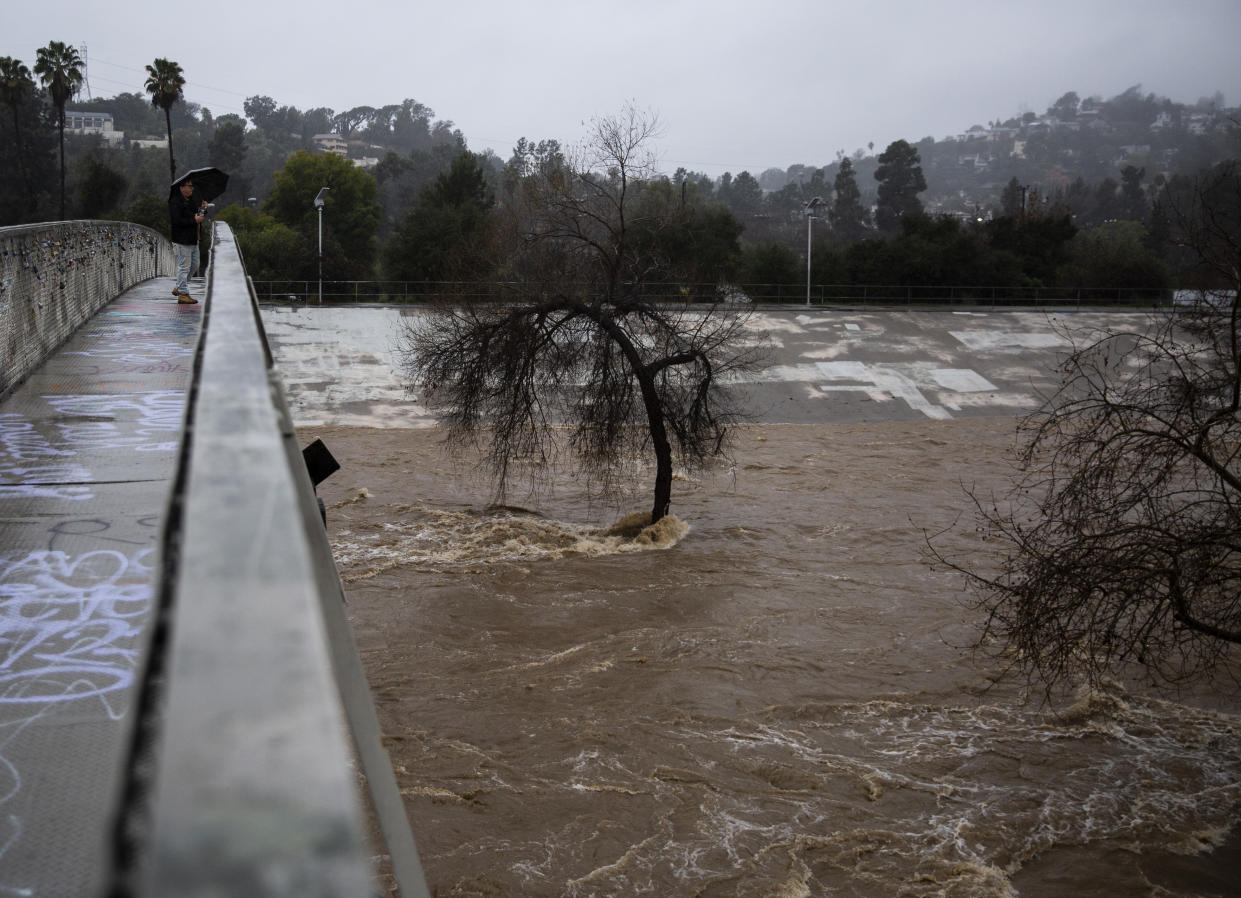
[1186,113,1214,135]
[64,110,124,148]
[313,134,348,156]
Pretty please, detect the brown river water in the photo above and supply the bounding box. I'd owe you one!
[261,305,1241,897]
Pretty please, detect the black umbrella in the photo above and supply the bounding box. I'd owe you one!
[170,166,229,203]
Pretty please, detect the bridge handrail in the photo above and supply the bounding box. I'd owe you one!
[126,222,429,896]
[0,220,175,397]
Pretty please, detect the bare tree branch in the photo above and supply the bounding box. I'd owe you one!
[396,106,765,524]
[928,162,1241,697]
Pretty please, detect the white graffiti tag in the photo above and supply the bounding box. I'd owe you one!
[44,392,185,452]
[0,549,154,707]
[0,413,94,501]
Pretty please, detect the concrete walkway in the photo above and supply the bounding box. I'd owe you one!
[0,275,202,897]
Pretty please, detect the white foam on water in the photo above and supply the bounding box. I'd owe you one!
[331,505,689,581]
[525,681,1241,896]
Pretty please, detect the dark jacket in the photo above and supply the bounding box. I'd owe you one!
[169,193,200,246]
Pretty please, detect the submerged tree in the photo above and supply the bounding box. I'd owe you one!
[931,161,1241,695]
[396,106,764,523]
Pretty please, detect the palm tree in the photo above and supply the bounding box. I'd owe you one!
[34,41,84,220]
[0,57,35,214]
[145,58,185,181]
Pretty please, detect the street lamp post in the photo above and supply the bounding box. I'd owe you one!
[803,196,823,307]
[314,187,330,304]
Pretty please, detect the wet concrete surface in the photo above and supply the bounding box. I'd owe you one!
[258,303,1156,428]
[0,276,202,897]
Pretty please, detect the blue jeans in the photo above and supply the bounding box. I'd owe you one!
[174,242,196,292]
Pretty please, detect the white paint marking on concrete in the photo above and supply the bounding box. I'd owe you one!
[260,307,1049,425]
[815,361,872,381]
[932,369,997,392]
[869,368,952,419]
[745,314,809,335]
[950,330,1067,350]
[739,364,830,383]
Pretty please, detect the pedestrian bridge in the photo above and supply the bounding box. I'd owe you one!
[0,221,430,897]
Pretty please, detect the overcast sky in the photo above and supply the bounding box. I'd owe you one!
[5,0,1240,178]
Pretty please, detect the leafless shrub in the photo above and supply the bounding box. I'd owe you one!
[395,106,765,523]
[930,161,1241,696]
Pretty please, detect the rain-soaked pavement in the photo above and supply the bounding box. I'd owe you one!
[0,276,202,897]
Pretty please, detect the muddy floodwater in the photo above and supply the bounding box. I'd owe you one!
[262,305,1241,897]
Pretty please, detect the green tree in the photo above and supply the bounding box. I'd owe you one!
[216,204,305,281]
[208,114,248,204]
[740,242,801,294]
[1091,177,1123,225]
[628,178,744,290]
[827,157,870,243]
[873,139,927,233]
[1049,90,1080,121]
[0,57,35,214]
[122,193,170,234]
[333,105,374,138]
[1158,161,1241,291]
[298,106,331,139]
[144,57,186,181]
[983,213,1077,286]
[1066,220,1168,292]
[1120,165,1148,222]
[34,40,84,219]
[1000,177,1024,217]
[75,153,127,218]
[243,95,278,131]
[886,214,988,285]
[725,170,764,218]
[264,150,380,279]
[383,150,494,282]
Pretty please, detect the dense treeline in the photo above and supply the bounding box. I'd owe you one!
[1,46,1237,297]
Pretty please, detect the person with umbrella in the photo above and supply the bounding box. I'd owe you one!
[169,176,206,304]
[168,168,229,304]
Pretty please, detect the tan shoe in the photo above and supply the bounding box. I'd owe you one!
[172,288,183,296]
[177,295,199,304]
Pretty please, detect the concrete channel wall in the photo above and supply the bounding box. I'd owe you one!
[0,221,174,398]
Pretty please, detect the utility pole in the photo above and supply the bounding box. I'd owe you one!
[803,196,823,308]
[314,187,330,304]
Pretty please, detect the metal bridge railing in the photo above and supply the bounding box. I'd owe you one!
[0,220,174,396]
[133,222,431,897]
[250,279,1174,308]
